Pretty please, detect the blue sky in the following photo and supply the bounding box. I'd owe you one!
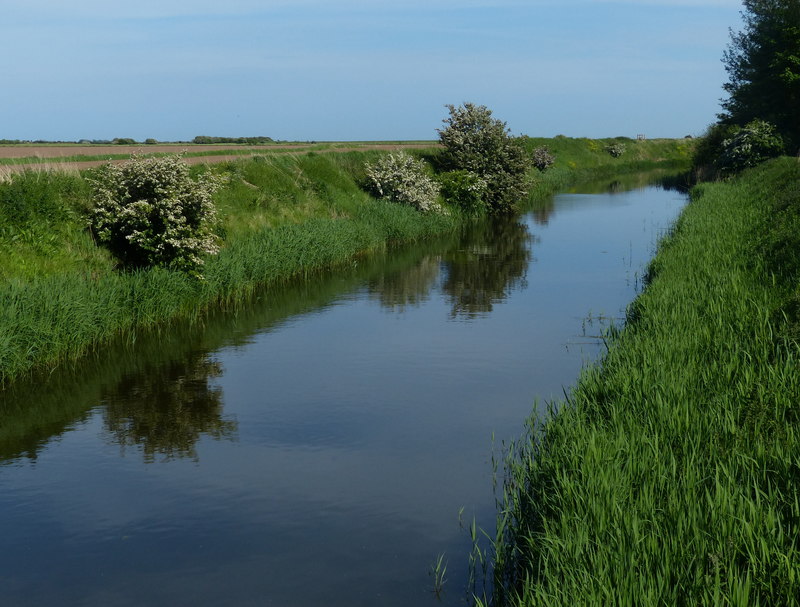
[2,0,743,141]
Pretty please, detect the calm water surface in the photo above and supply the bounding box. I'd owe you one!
[0,178,686,606]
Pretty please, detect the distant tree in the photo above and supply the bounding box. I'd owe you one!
[192,135,273,145]
[721,0,800,150]
[438,103,530,214]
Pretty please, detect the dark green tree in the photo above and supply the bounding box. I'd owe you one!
[438,103,530,214]
[721,0,800,150]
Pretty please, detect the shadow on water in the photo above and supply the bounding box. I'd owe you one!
[0,215,535,464]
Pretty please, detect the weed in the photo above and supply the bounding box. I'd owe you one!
[429,552,448,600]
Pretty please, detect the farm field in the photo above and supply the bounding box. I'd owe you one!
[0,142,437,174]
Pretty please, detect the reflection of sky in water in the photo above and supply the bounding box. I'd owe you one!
[0,184,686,607]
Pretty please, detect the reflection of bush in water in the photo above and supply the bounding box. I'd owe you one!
[367,255,441,310]
[531,199,555,225]
[102,354,236,462]
[442,218,532,319]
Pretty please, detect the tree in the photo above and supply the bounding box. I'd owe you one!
[721,0,800,150]
[438,103,530,214]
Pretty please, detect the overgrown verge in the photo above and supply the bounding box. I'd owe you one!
[483,157,800,606]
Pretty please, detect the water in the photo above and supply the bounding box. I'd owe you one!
[0,178,686,606]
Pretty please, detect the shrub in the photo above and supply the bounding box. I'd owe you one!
[88,154,222,276]
[692,122,737,174]
[532,146,555,171]
[716,119,785,174]
[605,142,626,158]
[437,103,530,213]
[437,170,488,215]
[365,152,442,213]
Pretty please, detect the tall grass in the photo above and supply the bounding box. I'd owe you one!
[483,158,800,606]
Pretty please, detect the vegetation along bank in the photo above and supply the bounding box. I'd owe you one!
[0,128,692,386]
[0,124,689,382]
[482,157,800,605]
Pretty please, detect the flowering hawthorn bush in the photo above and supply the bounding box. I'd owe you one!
[717,119,784,174]
[89,154,222,276]
[365,152,442,213]
[605,143,626,158]
[532,146,555,171]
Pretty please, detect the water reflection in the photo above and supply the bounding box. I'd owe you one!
[441,218,533,319]
[528,170,688,228]
[1,213,536,466]
[367,254,441,311]
[365,217,535,319]
[101,353,236,462]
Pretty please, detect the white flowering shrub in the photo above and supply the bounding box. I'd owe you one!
[89,154,222,276]
[605,143,626,158]
[717,119,784,174]
[365,152,442,213]
[532,146,555,171]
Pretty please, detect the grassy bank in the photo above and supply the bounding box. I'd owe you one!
[485,158,800,605]
[0,139,691,385]
[521,136,695,200]
[0,150,454,384]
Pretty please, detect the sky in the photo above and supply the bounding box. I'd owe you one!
[1,0,744,142]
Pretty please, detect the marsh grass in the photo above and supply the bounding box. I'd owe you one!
[482,158,800,606]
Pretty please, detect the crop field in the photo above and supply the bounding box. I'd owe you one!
[0,142,438,174]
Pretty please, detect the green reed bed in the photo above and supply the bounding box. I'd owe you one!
[484,158,800,606]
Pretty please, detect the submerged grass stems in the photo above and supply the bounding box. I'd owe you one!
[483,158,800,606]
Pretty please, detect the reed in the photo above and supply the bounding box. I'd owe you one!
[483,158,800,605]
